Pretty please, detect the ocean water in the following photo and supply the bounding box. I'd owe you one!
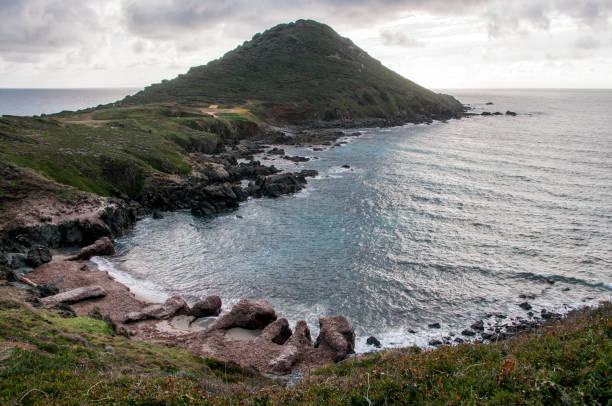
[87,89,611,351]
[0,88,139,116]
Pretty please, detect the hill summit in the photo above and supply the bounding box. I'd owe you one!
[123,19,463,124]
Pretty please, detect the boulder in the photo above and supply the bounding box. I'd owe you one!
[505,110,517,116]
[40,285,106,306]
[26,246,52,268]
[267,320,311,374]
[258,318,292,345]
[428,322,441,329]
[519,302,532,311]
[152,210,164,219]
[461,329,476,337]
[72,237,115,261]
[470,320,484,331]
[429,339,442,346]
[190,295,222,317]
[35,283,59,298]
[123,296,190,323]
[366,336,382,348]
[314,315,355,362]
[210,299,277,330]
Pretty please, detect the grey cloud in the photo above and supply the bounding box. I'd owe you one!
[575,36,601,49]
[0,0,103,61]
[380,30,424,48]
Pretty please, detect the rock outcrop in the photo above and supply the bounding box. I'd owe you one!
[257,318,292,345]
[123,296,190,323]
[210,299,277,330]
[314,315,355,362]
[190,295,222,317]
[26,245,52,268]
[71,237,115,261]
[40,285,107,306]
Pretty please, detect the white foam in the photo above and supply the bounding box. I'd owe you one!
[91,256,170,303]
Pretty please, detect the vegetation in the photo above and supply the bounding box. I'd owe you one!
[0,105,261,200]
[0,283,609,405]
[123,20,462,123]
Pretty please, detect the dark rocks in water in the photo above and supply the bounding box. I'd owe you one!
[493,112,503,115]
[312,147,324,151]
[72,237,115,261]
[341,164,350,169]
[34,283,59,298]
[470,320,484,331]
[541,309,553,320]
[485,102,494,105]
[481,111,492,116]
[211,299,277,330]
[124,296,190,323]
[26,245,52,268]
[247,170,317,199]
[315,315,356,362]
[562,287,570,292]
[462,329,476,337]
[505,110,517,116]
[428,322,441,329]
[408,329,416,334]
[519,302,532,311]
[481,332,494,340]
[152,210,164,219]
[428,339,442,346]
[282,155,310,162]
[228,161,279,180]
[258,318,292,345]
[545,278,555,284]
[519,293,536,299]
[366,336,382,348]
[268,147,285,155]
[454,337,464,343]
[190,295,222,317]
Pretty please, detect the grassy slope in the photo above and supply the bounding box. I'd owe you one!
[1,284,609,405]
[0,105,261,200]
[123,20,462,123]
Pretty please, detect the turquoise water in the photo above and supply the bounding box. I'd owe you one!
[92,89,612,351]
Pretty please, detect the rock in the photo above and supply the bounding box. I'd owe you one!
[40,285,106,306]
[481,111,492,116]
[105,345,115,354]
[211,299,277,330]
[519,302,532,311]
[454,337,464,343]
[53,302,76,318]
[461,329,476,337]
[314,315,355,362]
[428,322,441,329]
[190,295,222,318]
[72,237,115,261]
[429,339,442,346]
[493,112,502,115]
[8,253,27,269]
[519,293,535,299]
[152,210,164,219]
[123,296,190,323]
[34,283,59,298]
[486,102,494,105]
[282,155,310,163]
[268,147,285,155]
[470,320,484,331]
[366,336,382,348]
[505,110,517,116]
[288,320,312,348]
[267,320,311,375]
[61,333,88,346]
[26,246,52,268]
[258,318,292,345]
[341,164,350,169]
[481,332,494,340]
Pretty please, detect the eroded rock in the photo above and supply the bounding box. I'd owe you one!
[211,299,277,330]
[72,237,115,261]
[314,315,355,362]
[258,318,292,345]
[26,245,52,268]
[190,295,222,318]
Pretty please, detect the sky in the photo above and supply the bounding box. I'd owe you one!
[0,0,611,89]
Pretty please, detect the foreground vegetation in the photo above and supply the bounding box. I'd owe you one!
[1,282,609,405]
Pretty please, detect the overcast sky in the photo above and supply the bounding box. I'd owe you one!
[1,0,611,89]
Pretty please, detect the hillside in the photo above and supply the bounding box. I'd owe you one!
[123,19,463,124]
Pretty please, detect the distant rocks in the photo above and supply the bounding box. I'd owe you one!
[190,295,222,318]
[505,110,517,116]
[519,302,533,311]
[152,210,164,219]
[428,322,441,329]
[282,155,310,162]
[470,320,484,331]
[267,147,285,155]
[461,329,476,337]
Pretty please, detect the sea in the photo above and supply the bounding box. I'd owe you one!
[3,88,611,353]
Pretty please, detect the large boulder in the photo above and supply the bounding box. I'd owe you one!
[314,315,355,362]
[123,296,190,323]
[26,246,52,268]
[72,237,115,261]
[211,299,276,330]
[190,295,222,318]
[257,318,292,345]
[267,320,312,374]
[40,285,107,306]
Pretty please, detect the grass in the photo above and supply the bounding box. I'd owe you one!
[122,20,463,124]
[0,282,609,405]
[0,104,263,200]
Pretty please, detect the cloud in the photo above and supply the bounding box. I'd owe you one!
[380,29,425,48]
[575,36,601,49]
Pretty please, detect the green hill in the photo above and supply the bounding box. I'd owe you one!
[123,19,463,124]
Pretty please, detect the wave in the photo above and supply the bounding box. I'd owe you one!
[514,272,612,291]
